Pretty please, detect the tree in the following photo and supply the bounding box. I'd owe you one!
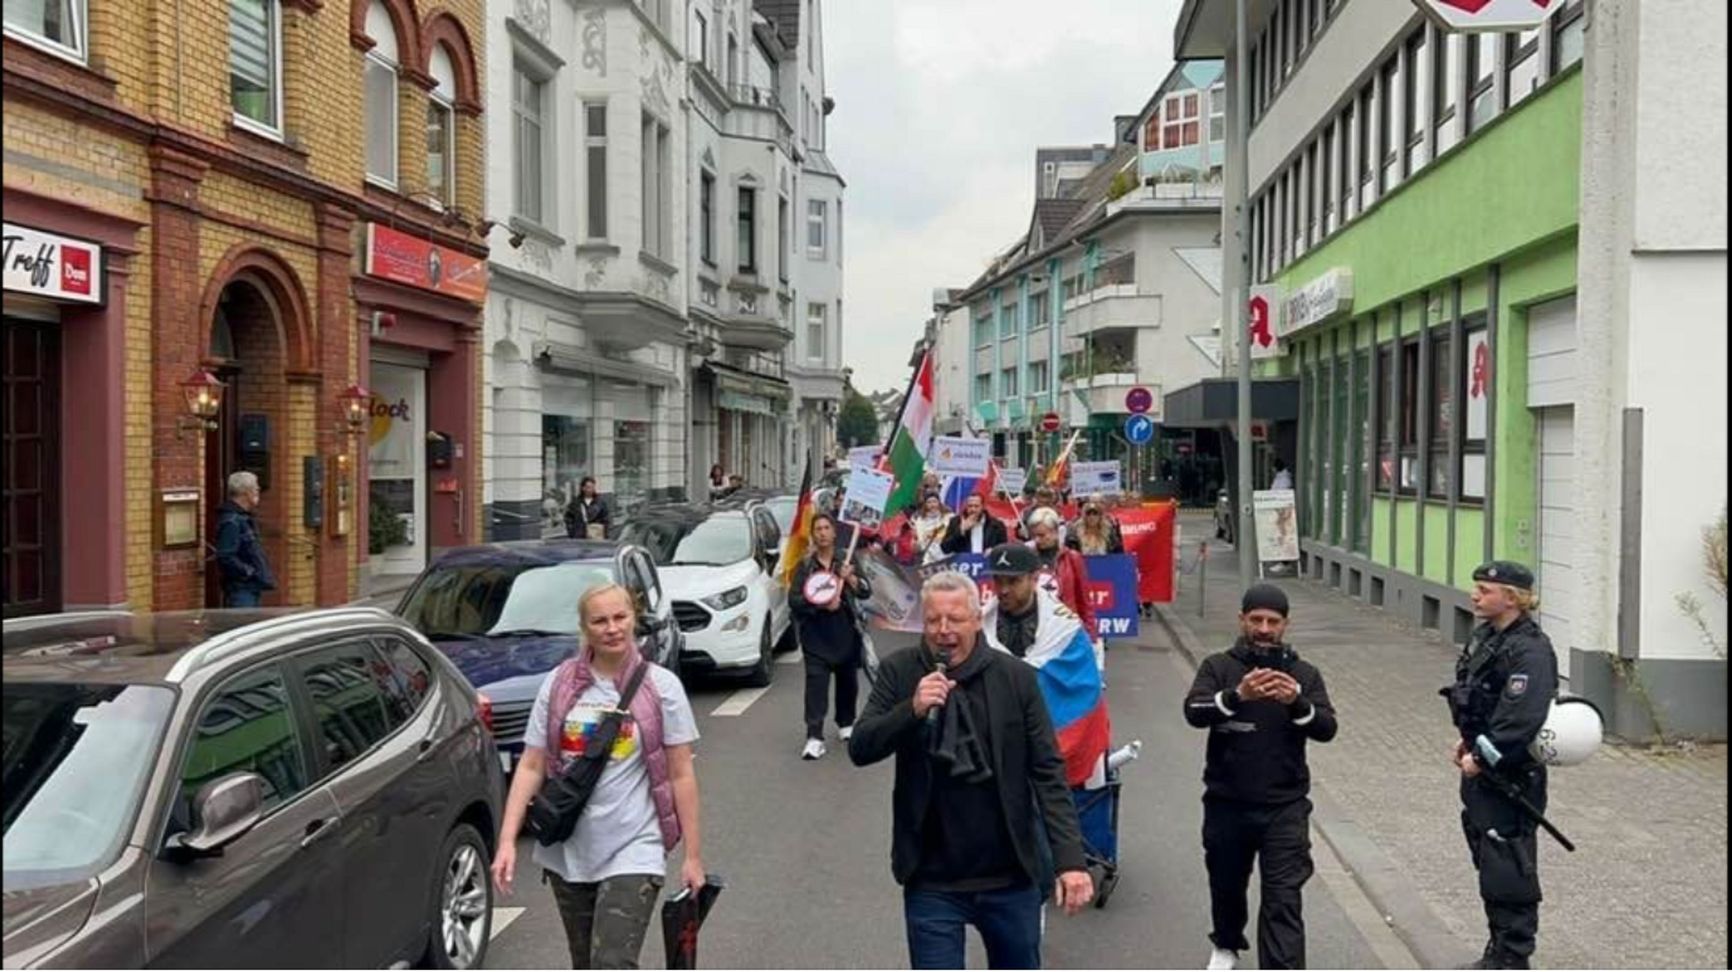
[837,390,880,449]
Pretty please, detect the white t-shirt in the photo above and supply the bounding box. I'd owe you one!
[1271,470,1294,490]
[525,664,698,883]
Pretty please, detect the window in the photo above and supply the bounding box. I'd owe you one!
[5,0,86,61]
[1320,124,1335,234]
[1338,103,1355,222]
[778,195,790,282]
[230,0,282,132]
[1286,166,1299,263]
[807,199,826,258]
[181,666,306,819]
[737,186,757,272]
[999,302,1016,339]
[1274,4,1287,80]
[1427,329,1453,497]
[807,303,826,360]
[726,33,738,86]
[1506,29,1541,107]
[1378,58,1399,189]
[363,3,399,186]
[1552,0,1586,72]
[1028,361,1049,394]
[1375,345,1394,490]
[300,643,400,772]
[1305,141,1318,248]
[1161,92,1201,149]
[373,638,432,717]
[1029,291,1050,330]
[699,171,716,266]
[1208,84,1226,143]
[836,200,843,265]
[974,372,992,403]
[1352,348,1371,552]
[1467,31,1497,132]
[973,303,992,347]
[585,104,608,239]
[1357,85,1374,190]
[513,65,545,222]
[426,48,457,205]
[1435,30,1461,154]
[1404,29,1427,174]
[1398,339,1421,492]
[693,9,708,71]
[1461,322,1489,500]
[1000,367,1018,398]
[641,114,671,259]
[541,415,591,533]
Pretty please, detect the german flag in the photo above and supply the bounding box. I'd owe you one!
[778,461,815,587]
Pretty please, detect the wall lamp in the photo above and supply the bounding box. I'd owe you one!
[176,369,225,438]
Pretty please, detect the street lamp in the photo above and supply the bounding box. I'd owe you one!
[337,383,372,437]
[176,369,225,437]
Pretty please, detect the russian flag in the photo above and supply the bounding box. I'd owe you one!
[940,463,998,512]
[982,587,1110,787]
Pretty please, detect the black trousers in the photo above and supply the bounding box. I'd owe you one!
[1202,797,1314,970]
[803,652,858,740]
[1461,770,1546,968]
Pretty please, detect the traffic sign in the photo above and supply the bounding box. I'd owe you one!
[1412,0,1566,32]
[1124,386,1153,414]
[1124,413,1155,446]
[1040,412,1061,433]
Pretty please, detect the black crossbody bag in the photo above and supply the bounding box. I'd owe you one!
[524,661,651,847]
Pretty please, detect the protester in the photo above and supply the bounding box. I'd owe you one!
[1067,498,1124,556]
[940,493,1009,555]
[1446,561,1559,971]
[1025,508,1096,637]
[564,476,611,540]
[214,470,276,608]
[491,583,705,970]
[912,493,953,565]
[849,571,1094,969]
[1270,458,1294,491]
[708,464,729,500]
[1182,584,1337,970]
[788,513,875,760]
[1018,486,1062,541]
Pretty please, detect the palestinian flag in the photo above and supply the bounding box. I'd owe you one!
[777,461,815,587]
[877,349,936,523]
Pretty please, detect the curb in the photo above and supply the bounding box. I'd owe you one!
[1152,603,1468,971]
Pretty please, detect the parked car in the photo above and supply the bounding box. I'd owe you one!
[713,489,801,557]
[393,539,681,776]
[614,503,791,686]
[1,608,502,970]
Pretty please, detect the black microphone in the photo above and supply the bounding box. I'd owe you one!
[925,647,951,728]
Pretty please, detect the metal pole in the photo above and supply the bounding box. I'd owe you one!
[1233,0,1258,584]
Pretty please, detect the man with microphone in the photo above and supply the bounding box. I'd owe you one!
[849,571,1092,969]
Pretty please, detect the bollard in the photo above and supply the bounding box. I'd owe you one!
[1198,540,1208,618]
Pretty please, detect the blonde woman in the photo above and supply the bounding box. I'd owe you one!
[1067,498,1125,556]
[911,493,953,565]
[491,583,705,969]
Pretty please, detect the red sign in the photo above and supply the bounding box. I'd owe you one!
[4,222,105,305]
[1124,386,1153,414]
[365,223,487,302]
[1248,295,1274,349]
[1040,412,1062,433]
[1414,0,1562,31]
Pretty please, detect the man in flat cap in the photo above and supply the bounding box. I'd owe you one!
[1442,561,1559,970]
[1183,583,1337,970]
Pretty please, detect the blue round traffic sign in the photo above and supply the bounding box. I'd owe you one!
[1124,413,1155,445]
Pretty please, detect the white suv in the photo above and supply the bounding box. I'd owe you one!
[615,504,791,685]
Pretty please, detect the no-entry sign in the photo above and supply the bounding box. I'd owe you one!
[1412,0,1566,31]
[1040,412,1061,433]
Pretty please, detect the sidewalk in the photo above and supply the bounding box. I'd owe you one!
[1156,513,1728,970]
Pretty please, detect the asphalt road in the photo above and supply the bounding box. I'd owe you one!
[483,627,1412,969]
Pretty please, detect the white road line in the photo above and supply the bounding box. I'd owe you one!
[711,686,771,716]
[490,907,526,941]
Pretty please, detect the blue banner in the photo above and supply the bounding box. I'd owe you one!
[918,552,1140,639]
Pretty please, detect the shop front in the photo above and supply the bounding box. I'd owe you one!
[707,361,792,490]
[2,207,135,617]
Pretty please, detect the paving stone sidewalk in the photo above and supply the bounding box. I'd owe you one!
[1155,513,1727,970]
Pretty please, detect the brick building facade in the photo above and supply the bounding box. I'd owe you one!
[3,0,488,616]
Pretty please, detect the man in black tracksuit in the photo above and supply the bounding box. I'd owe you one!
[1443,561,1559,970]
[1183,584,1337,971]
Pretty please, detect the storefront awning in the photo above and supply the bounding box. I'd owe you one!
[1161,377,1299,429]
[703,361,792,404]
[534,340,678,387]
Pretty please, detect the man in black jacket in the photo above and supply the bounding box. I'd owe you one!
[1183,583,1337,971]
[849,571,1093,969]
[939,493,1009,555]
[788,512,874,761]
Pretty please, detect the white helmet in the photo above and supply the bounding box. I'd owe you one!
[1528,696,1605,767]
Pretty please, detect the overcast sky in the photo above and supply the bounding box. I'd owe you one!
[824,0,1185,396]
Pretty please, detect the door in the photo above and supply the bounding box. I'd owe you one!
[369,362,427,576]
[203,365,242,608]
[147,664,344,968]
[751,507,788,636]
[2,318,59,618]
[291,639,450,967]
[1536,406,1575,678]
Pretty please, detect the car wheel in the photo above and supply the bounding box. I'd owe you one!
[426,823,492,970]
[744,623,774,687]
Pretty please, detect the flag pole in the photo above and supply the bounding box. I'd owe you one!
[964,420,1023,521]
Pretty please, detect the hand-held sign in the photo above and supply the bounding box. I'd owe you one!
[803,569,843,612]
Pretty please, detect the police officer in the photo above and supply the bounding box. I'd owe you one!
[1443,561,1558,970]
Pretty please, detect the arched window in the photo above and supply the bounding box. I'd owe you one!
[426,45,457,205]
[364,0,400,187]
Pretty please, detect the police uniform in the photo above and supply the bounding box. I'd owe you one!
[1442,562,1559,970]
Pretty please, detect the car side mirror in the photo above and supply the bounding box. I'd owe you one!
[170,772,265,859]
[636,614,667,637]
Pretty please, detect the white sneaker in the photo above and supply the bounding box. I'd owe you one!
[1206,947,1239,970]
[838,725,854,742]
[801,738,826,760]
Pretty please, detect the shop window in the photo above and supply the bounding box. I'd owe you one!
[363,2,400,188]
[5,0,86,62]
[613,420,651,514]
[1375,344,1394,491]
[1428,330,1453,498]
[542,415,590,536]
[231,0,283,135]
[1460,321,1489,501]
[1352,347,1371,553]
[1332,355,1349,544]
[1398,338,1421,493]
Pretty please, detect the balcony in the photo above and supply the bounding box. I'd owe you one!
[1062,372,1153,418]
[1062,287,1163,338]
[717,287,792,351]
[729,84,783,112]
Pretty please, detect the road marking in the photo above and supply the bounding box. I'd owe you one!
[711,686,770,716]
[490,906,526,941]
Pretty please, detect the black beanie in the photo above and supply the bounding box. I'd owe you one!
[1241,583,1290,618]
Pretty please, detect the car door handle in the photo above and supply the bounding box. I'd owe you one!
[415,737,436,763]
[299,816,339,850]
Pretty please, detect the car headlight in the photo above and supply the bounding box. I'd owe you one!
[721,614,752,633]
[702,586,750,611]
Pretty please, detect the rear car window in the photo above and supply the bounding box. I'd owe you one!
[400,561,616,638]
[180,666,307,825]
[298,643,398,772]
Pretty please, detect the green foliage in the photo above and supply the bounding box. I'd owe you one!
[369,497,409,555]
[1106,168,1138,201]
[837,391,881,449]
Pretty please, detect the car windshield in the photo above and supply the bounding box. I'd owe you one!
[766,498,798,536]
[619,515,752,567]
[399,561,618,638]
[2,682,176,890]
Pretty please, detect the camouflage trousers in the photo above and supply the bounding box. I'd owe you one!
[546,871,664,969]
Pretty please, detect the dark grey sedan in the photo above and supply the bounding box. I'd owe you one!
[2,608,503,969]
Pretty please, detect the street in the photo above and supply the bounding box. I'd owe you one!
[485,628,1414,970]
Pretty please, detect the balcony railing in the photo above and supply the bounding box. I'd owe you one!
[1062,290,1163,336]
[729,84,782,112]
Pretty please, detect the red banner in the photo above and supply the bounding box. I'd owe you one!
[1116,503,1176,604]
[364,223,487,302]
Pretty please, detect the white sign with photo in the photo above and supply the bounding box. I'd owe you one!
[1252,489,1300,563]
[1465,328,1490,441]
[1070,461,1123,497]
[847,444,883,467]
[998,467,1028,495]
[928,435,991,477]
[840,464,896,532]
